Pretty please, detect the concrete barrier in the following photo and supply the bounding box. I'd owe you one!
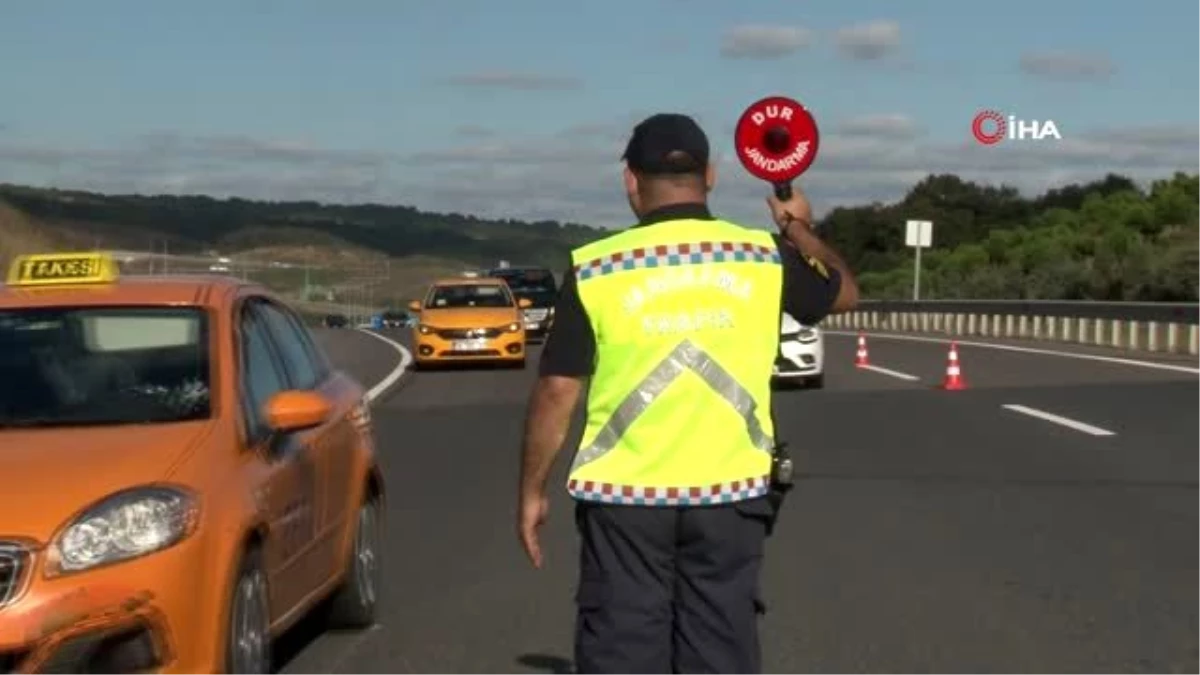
[824,300,1200,356]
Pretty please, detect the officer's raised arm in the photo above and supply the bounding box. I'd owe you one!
[767,185,860,316]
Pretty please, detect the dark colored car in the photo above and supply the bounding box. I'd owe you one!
[323,313,349,328]
[380,310,409,328]
[484,266,557,341]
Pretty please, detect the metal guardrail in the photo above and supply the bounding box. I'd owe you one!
[823,300,1200,356]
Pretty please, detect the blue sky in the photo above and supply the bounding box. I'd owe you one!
[1,0,1196,228]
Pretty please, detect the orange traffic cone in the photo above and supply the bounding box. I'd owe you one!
[854,332,870,367]
[941,341,966,390]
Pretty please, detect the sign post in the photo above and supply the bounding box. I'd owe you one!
[904,220,933,301]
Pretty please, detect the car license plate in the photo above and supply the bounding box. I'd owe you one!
[452,338,487,351]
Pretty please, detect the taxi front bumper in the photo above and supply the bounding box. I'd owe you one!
[414,328,525,363]
[0,534,218,673]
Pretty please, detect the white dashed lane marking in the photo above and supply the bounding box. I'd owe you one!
[1001,404,1116,437]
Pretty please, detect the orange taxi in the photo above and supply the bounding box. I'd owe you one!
[407,276,530,369]
[0,252,386,673]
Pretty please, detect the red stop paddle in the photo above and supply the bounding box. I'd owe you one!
[733,95,821,201]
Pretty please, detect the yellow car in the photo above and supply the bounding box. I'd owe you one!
[408,277,530,369]
[0,252,385,673]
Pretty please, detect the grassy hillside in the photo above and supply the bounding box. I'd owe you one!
[0,183,603,268]
[0,182,605,309]
[0,201,56,264]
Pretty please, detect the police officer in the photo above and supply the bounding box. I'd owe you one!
[517,112,859,673]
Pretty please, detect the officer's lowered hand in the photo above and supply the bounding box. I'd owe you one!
[766,182,814,232]
[518,491,550,569]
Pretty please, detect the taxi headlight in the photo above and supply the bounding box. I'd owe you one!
[418,324,434,335]
[506,322,521,332]
[49,486,199,576]
[797,328,818,343]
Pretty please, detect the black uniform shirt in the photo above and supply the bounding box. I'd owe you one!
[539,203,842,378]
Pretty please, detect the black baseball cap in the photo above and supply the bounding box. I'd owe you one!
[621,113,710,176]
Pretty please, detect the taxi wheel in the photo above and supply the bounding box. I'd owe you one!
[226,548,271,674]
[325,496,381,628]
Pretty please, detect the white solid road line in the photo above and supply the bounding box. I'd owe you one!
[825,330,1200,375]
[354,328,414,402]
[1001,404,1116,437]
[858,363,921,381]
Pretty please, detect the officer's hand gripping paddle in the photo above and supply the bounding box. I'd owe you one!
[733,95,821,201]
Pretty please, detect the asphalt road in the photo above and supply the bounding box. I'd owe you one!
[286,328,1199,673]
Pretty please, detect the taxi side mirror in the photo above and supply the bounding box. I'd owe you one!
[408,300,421,312]
[265,390,332,434]
[518,298,532,309]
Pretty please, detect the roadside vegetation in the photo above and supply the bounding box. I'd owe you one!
[826,172,1198,301]
[1,171,1195,305]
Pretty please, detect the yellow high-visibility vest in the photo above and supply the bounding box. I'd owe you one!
[567,217,783,506]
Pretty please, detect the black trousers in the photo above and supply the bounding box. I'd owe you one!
[572,497,774,674]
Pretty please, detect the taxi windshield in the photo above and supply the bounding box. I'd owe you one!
[0,306,212,428]
[426,284,513,309]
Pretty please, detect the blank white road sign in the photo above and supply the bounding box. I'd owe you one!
[905,220,933,248]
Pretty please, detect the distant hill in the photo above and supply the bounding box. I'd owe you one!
[0,183,614,310]
[0,183,606,272]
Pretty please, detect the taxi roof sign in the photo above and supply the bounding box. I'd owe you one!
[7,252,119,287]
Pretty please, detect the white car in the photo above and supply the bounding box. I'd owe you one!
[772,312,824,389]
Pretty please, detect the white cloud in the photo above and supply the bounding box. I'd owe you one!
[434,71,583,91]
[720,25,814,59]
[389,117,1197,227]
[1019,51,1116,81]
[453,125,496,138]
[0,133,391,205]
[556,122,629,143]
[836,114,922,139]
[833,20,902,61]
[718,20,905,65]
[406,142,613,167]
[0,119,1195,231]
[1090,127,1200,148]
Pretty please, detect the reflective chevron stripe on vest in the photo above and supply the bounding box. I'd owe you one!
[566,218,783,506]
[570,338,775,468]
